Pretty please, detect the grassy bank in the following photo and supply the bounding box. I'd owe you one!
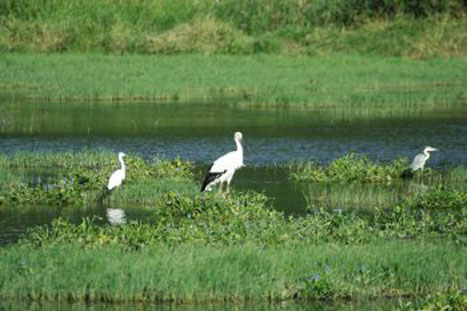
[1,54,466,103]
[0,0,466,57]
[0,242,465,304]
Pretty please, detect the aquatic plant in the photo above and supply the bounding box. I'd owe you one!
[290,154,408,183]
[20,188,466,249]
[399,292,467,311]
[413,190,467,210]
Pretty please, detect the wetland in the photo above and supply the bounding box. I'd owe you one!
[0,53,466,311]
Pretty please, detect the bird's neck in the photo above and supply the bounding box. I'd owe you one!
[119,156,126,171]
[235,139,243,154]
[423,149,430,159]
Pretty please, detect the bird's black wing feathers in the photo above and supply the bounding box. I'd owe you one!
[200,169,226,192]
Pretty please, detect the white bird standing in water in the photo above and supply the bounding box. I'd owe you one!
[201,132,244,193]
[409,146,438,172]
[401,146,438,178]
[107,152,126,191]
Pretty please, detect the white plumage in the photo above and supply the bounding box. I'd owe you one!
[107,152,126,191]
[409,146,438,172]
[201,132,244,193]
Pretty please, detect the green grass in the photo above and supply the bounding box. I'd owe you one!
[0,0,465,56]
[0,54,466,103]
[0,242,465,303]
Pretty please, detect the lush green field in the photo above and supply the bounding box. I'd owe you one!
[0,242,465,304]
[1,0,466,57]
[1,53,466,103]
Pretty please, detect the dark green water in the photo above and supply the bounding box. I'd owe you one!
[1,100,467,165]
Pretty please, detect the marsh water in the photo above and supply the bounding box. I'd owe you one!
[1,100,467,246]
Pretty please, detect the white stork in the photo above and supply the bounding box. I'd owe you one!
[107,152,126,191]
[201,132,244,193]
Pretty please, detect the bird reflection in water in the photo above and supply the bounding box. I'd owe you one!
[106,208,126,225]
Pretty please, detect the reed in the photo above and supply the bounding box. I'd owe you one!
[304,183,407,210]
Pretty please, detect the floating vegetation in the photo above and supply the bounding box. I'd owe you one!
[398,292,467,311]
[289,154,408,183]
[19,189,466,249]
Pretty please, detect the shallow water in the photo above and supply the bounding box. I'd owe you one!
[1,101,467,165]
[1,100,467,246]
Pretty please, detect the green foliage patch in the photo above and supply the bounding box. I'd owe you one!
[290,154,408,183]
[20,189,466,249]
[0,0,465,56]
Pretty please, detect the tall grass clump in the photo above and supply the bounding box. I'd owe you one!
[304,183,407,210]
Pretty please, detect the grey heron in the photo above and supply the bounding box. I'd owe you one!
[201,132,244,193]
[107,152,126,190]
[401,146,438,178]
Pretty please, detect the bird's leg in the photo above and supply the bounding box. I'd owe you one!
[217,182,224,195]
[220,182,229,198]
